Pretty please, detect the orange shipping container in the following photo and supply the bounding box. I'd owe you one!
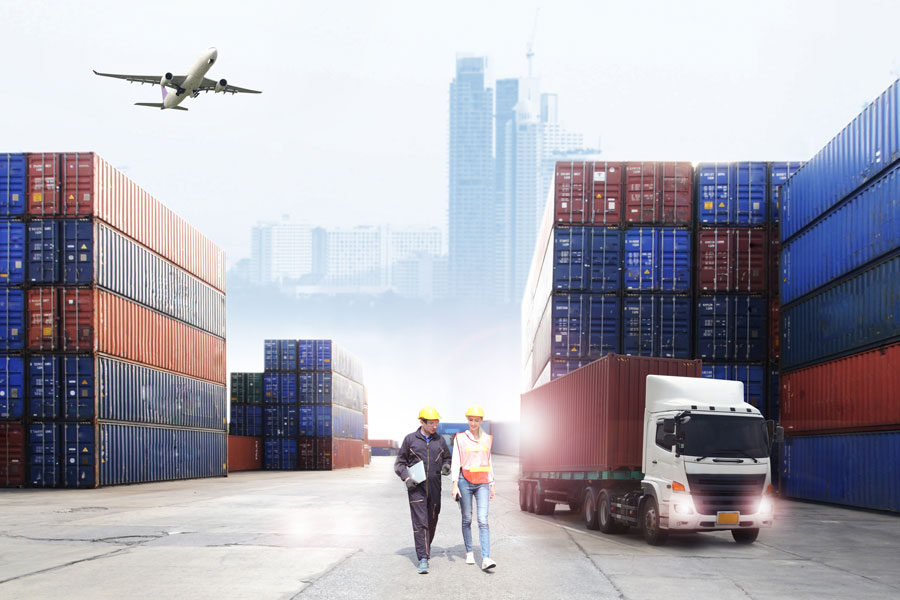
[228,436,262,472]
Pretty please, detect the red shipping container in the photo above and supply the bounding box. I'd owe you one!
[769,225,781,294]
[696,228,767,292]
[734,228,767,292]
[26,153,62,216]
[624,162,693,225]
[368,439,399,449]
[769,299,780,360]
[554,161,623,225]
[781,342,900,435]
[328,437,366,470]
[228,436,262,472]
[27,287,225,384]
[520,354,701,473]
[0,422,26,487]
[659,162,693,225]
[625,162,658,223]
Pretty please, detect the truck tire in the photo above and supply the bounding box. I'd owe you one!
[583,488,600,530]
[524,483,536,513]
[519,484,528,512]
[533,485,555,516]
[597,490,617,534]
[731,528,760,544]
[640,497,669,546]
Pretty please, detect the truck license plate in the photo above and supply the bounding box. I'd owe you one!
[717,512,740,525]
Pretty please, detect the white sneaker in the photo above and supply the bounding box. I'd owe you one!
[465,551,475,564]
[481,557,496,570]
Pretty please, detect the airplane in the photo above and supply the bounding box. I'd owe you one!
[93,47,261,111]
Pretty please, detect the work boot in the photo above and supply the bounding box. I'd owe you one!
[465,551,475,565]
[481,557,496,570]
[417,558,429,574]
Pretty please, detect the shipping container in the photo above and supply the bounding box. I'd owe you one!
[550,358,593,381]
[550,294,620,361]
[554,162,624,226]
[695,295,766,361]
[768,162,803,223]
[697,162,768,225]
[29,423,60,487]
[769,299,780,361]
[781,252,900,370]
[0,421,25,486]
[27,355,60,419]
[25,288,225,383]
[0,220,26,284]
[368,439,399,450]
[520,354,701,473]
[624,162,693,225]
[264,405,299,437]
[781,80,900,241]
[782,431,900,513]
[624,228,691,292]
[780,342,900,435]
[552,226,621,293]
[623,295,691,358]
[768,228,781,294]
[228,435,262,472]
[780,161,900,304]
[25,153,60,217]
[26,220,60,283]
[0,356,24,420]
[0,288,25,350]
[230,372,263,404]
[0,154,26,216]
[700,363,765,412]
[696,229,767,293]
[264,437,298,470]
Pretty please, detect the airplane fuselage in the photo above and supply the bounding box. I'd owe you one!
[163,48,218,109]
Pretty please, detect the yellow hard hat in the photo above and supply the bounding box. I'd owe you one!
[418,406,441,421]
[465,406,484,418]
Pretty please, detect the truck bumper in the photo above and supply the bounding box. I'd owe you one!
[662,496,775,531]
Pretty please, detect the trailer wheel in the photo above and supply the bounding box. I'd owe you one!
[533,485,555,516]
[640,497,668,546]
[583,488,600,530]
[519,484,528,512]
[731,528,759,544]
[597,490,617,534]
[524,483,536,513]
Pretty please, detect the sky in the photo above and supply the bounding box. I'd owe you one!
[3,0,900,439]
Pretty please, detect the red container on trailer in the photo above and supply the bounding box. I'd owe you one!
[0,422,26,487]
[520,354,701,473]
[26,287,225,384]
[780,342,900,435]
[227,436,262,472]
[26,153,62,216]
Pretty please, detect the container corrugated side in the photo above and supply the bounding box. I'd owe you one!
[0,154,26,216]
[520,354,701,474]
[782,431,900,513]
[782,252,900,370]
[768,162,803,223]
[228,435,262,472]
[0,421,25,486]
[781,161,900,304]
[781,80,900,241]
[781,342,900,435]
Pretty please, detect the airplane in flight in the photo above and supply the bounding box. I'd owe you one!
[93,47,261,111]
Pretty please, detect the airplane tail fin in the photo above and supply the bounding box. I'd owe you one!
[134,102,188,111]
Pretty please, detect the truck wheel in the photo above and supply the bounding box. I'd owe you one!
[641,497,668,546]
[533,485,555,516]
[732,528,760,544]
[519,485,528,512]
[597,490,617,534]
[583,488,600,530]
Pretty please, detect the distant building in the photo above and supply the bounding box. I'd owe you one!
[250,218,314,284]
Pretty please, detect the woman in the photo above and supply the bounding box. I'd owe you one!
[451,405,496,570]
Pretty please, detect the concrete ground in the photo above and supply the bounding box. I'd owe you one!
[0,455,898,599]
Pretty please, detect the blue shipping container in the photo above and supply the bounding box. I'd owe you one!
[29,423,60,487]
[769,162,803,223]
[278,372,297,404]
[332,404,364,440]
[63,220,93,284]
[0,154,26,216]
[264,339,297,371]
[551,294,619,360]
[0,288,25,350]
[695,295,766,362]
[0,220,26,284]
[550,359,593,381]
[0,356,24,420]
[624,228,691,291]
[782,431,900,513]
[264,437,298,470]
[781,161,900,304]
[230,404,245,436]
[26,221,61,283]
[263,372,279,403]
[781,79,900,241]
[245,405,263,436]
[264,405,299,437]
[701,363,765,412]
[99,423,226,486]
[622,294,692,358]
[553,226,621,293]
[28,355,60,419]
[697,163,768,225]
[782,252,900,370]
[62,423,95,488]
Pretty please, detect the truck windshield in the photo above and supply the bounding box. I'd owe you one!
[679,415,769,459]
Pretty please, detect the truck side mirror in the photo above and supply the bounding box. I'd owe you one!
[663,418,675,435]
[775,426,784,445]
[662,433,677,448]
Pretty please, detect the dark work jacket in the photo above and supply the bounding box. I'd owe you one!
[394,429,451,498]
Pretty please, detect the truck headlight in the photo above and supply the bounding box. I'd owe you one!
[672,494,695,515]
[758,495,774,515]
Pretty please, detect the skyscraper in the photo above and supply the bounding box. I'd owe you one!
[449,55,496,302]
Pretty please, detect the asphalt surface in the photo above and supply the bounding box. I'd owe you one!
[1,455,898,599]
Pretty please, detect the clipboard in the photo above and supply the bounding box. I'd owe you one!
[408,460,426,484]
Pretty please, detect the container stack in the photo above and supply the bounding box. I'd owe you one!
[263,339,366,470]
[368,439,399,457]
[230,372,263,436]
[1,151,227,488]
[778,79,900,512]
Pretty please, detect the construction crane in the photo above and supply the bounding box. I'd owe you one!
[526,8,539,78]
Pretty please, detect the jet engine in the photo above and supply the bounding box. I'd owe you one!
[215,79,228,93]
[160,72,173,86]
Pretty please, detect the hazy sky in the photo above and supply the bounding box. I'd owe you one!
[3,0,899,267]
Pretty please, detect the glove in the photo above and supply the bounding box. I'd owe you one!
[405,478,418,491]
[441,464,451,477]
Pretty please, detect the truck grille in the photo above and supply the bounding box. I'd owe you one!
[686,473,766,515]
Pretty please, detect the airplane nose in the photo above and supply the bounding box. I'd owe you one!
[208,47,218,58]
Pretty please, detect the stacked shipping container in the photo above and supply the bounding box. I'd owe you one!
[1,152,226,488]
[262,339,366,470]
[230,372,263,436]
[779,79,900,512]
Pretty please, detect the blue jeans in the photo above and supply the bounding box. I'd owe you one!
[458,475,490,557]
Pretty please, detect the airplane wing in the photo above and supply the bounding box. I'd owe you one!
[93,70,186,89]
[197,77,262,94]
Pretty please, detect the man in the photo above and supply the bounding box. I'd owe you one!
[394,406,452,574]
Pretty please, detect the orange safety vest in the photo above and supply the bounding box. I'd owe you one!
[456,430,493,484]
